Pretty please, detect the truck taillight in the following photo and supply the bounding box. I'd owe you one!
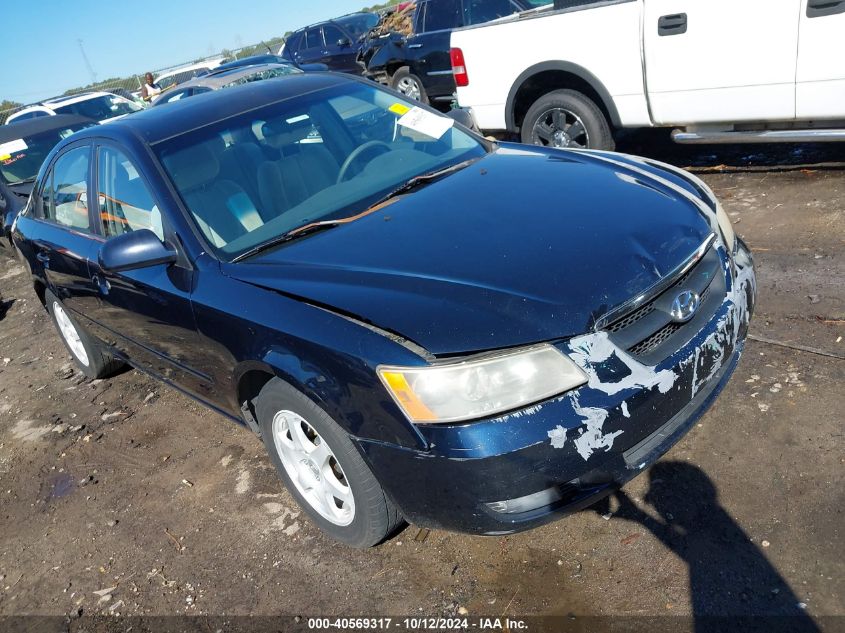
[450,48,469,87]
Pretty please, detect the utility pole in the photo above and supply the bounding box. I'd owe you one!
[77,39,97,85]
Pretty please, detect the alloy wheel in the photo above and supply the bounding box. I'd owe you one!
[52,301,90,367]
[531,108,590,149]
[395,76,421,101]
[272,409,355,526]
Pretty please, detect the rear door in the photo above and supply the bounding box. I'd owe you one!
[643,0,801,124]
[405,0,461,100]
[293,27,327,67]
[28,142,102,318]
[796,0,845,119]
[84,142,211,397]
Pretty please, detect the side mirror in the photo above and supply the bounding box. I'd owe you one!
[446,108,478,132]
[337,37,352,48]
[99,229,177,273]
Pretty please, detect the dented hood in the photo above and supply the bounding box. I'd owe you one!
[222,145,714,355]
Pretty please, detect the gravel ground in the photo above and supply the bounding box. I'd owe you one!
[0,137,842,630]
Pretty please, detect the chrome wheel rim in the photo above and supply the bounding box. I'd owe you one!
[531,108,590,149]
[396,76,421,100]
[53,301,89,367]
[272,409,355,526]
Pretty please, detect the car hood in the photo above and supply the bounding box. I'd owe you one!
[222,145,715,355]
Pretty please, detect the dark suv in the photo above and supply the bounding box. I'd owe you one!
[280,13,380,74]
[359,0,545,108]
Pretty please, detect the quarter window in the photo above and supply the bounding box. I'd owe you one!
[46,146,91,231]
[97,146,164,241]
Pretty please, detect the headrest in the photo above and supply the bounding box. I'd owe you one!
[162,140,220,191]
[261,117,312,149]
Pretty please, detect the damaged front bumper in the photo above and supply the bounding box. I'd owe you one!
[357,240,756,534]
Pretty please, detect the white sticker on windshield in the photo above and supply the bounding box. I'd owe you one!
[397,107,453,140]
[0,139,28,157]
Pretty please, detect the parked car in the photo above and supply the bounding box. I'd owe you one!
[279,12,379,74]
[451,0,845,148]
[0,115,95,254]
[211,54,328,74]
[6,92,143,125]
[151,63,302,106]
[359,0,547,107]
[154,59,227,93]
[12,73,755,547]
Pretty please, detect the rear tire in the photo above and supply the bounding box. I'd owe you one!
[521,89,615,151]
[45,289,124,379]
[256,377,403,547]
[391,67,428,105]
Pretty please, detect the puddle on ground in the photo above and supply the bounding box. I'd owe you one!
[45,472,76,500]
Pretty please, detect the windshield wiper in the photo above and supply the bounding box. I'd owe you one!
[364,157,479,211]
[231,221,340,262]
[232,158,479,263]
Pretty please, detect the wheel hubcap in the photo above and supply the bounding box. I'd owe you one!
[532,108,590,149]
[396,77,421,100]
[53,301,89,367]
[272,410,355,526]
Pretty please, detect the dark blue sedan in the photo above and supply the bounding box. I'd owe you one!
[11,73,756,547]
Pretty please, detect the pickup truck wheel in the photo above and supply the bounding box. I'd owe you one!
[521,89,614,151]
[45,289,124,379]
[256,377,403,547]
[391,67,428,105]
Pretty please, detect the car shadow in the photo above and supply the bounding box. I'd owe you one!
[594,461,821,632]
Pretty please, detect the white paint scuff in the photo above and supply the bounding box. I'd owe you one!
[570,396,623,460]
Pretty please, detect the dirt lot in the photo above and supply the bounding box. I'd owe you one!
[0,137,842,629]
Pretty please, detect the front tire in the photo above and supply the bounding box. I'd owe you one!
[521,89,614,151]
[391,66,428,105]
[256,377,403,547]
[45,289,124,379]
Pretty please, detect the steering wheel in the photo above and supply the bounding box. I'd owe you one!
[336,141,392,183]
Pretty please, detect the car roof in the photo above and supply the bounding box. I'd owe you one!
[295,11,375,32]
[43,92,112,106]
[0,114,94,141]
[73,72,351,146]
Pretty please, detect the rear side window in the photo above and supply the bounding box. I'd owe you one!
[421,0,462,31]
[45,146,91,231]
[464,0,521,25]
[97,146,164,241]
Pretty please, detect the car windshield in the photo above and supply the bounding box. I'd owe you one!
[336,13,379,39]
[156,80,486,261]
[0,124,92,185]
[54,95,142,122]
[222,65,302,88]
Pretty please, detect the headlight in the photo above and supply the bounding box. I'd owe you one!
[715,200,736,254]
[378,344,587,424]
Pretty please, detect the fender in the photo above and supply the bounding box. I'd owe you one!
[505,60,622,132]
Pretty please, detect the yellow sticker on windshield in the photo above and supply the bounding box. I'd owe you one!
[389,103,411,116]
[0,154,10,162]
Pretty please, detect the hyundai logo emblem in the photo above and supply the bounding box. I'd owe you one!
[670,290,700,323]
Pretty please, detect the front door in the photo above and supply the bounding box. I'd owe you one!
[643,0,801,125]
[796,0,845,119]
[84,143,212,399]
[321,24,360,74]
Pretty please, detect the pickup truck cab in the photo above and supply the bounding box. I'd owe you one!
[451,0,845,149]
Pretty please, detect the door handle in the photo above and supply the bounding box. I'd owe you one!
[807,0,845,17]
[658,13,688,36]
[407,43,423,49]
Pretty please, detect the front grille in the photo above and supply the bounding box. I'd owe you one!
[603,245,724,362]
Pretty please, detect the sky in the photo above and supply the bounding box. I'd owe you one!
[0,0,363,104]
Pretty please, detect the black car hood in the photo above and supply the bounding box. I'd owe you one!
[223,145,715,355]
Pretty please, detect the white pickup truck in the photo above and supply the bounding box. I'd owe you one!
[450,0,845,149]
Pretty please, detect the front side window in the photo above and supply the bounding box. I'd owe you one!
[323,25,347,46]
[46,146,90,230]
[157,81,485,260]
[97,146,164,241]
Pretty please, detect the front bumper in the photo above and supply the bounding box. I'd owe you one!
[357,240,756,534]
